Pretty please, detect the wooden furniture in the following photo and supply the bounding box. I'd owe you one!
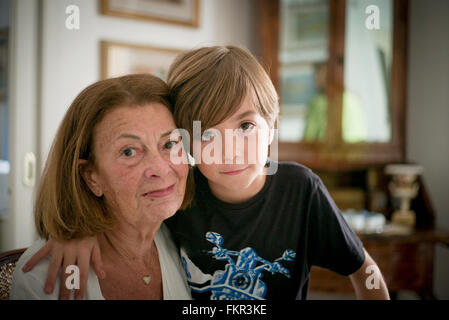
[310,230,449,299]
[307,170,449,299]
[256,0,449,299]
[0,248,26,300]
[256,0,409,169]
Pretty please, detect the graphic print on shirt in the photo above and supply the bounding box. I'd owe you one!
[180,231,296,300]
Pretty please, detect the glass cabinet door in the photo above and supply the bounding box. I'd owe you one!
[343,0,393,143]
[258,0,407,167]
[278,0,330,143]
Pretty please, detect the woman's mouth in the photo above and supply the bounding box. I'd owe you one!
[220,167,248,176]
[143,184,175,198]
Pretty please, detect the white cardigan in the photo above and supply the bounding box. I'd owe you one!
[11,223,191,300]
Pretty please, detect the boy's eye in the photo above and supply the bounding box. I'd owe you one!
[122,147,137,157]
[239,122,255,133]
[202,130,216,142]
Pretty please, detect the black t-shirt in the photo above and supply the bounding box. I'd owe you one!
[165,161,365,300]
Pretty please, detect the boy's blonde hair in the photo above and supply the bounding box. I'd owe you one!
[167,45,279,138]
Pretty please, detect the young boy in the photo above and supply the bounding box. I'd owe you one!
[164,45,388,300]
[23,46,389,300]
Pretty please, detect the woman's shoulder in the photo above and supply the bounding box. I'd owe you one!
[10,239,104,300]
[10,238,58,299]
[156,223,192,300]
[13,239,51,284]
[156,223,185,265]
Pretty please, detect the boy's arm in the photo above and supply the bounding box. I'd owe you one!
[349,249,390,300]
[22,236,104,300]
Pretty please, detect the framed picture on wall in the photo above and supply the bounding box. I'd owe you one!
[100,40,183,80]
[100,0,200,27]
[280,63,317,110]
[280,0,328,52]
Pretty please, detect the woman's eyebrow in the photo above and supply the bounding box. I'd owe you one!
[115,130,176,142]
[116,133,141,141]
[160,129,177,139]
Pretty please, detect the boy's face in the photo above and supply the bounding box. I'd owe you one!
[195,95,274,203]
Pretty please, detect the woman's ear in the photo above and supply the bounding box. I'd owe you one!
[78,159,103,197]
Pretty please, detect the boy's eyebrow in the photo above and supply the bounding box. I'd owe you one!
[232,110,257,121]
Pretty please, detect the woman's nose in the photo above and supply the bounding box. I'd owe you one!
[143,153,172,179]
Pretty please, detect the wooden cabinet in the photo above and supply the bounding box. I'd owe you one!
[256,0,449,299]
[257,0,409,170]
[309,230,449,299]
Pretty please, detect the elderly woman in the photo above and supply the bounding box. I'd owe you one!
[11,74,192,299]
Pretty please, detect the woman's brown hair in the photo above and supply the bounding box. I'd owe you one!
[35,74,194,241]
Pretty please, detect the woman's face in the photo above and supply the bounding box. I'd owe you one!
[84,103,188,226]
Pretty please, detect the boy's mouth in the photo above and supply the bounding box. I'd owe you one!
[220,167,249,176]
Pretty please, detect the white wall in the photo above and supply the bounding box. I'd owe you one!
[407,0,449,299]
[40,0,256,163]
[0,0,39,251]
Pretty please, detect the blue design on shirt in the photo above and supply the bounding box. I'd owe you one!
[182,231,296,300]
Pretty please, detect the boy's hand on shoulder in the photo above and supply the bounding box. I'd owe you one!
[22,236,105,300]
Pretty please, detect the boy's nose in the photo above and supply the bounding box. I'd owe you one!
[223,133,244,164]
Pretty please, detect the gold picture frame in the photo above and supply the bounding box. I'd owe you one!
[100,40,183,80]
[100,0,200,27]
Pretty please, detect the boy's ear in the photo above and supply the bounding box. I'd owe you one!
[78,159,103,197]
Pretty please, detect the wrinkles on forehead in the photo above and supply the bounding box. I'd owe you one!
[92,105,177,155]
[93,116,131,154]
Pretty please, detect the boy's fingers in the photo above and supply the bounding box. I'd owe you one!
[22,245,50,272]
[75,253,90,300]
[91,244,106,279]
[44,251,63,295]
[58,253,76,300]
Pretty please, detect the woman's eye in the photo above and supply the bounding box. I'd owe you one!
[122,148,137,157]
[164,140,179,149]
[239,122,255,133]
[202,130,215,142]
